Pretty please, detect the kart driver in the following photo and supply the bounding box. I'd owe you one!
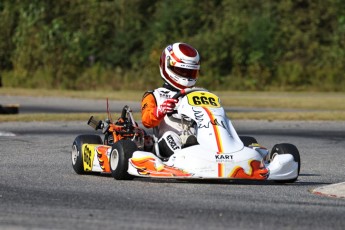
[141,42,200,158]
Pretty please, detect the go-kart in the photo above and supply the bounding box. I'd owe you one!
[71,88,301,182]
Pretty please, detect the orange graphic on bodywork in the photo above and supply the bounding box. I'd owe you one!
[218,163,224,177]
[96,146,111,173]
[203,106,223,152]
[130,157,192,177]
[229,160,268,180]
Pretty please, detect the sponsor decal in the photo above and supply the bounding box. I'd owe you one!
[193,107,204,123]
[170,60,177,66]
[215,154,234,162]
[198,118,227,129]
[193,105,226,129]
[159,90,171,98]
[179,63,198,69]
[167,45,173,52]
[167,134,179,150]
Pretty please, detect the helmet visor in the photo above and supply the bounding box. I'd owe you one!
[169,66,199,79]
[167,57,200,79]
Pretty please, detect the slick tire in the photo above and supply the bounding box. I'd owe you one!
[239,136,258,147]
[71,134,102,174]
[270,143,301,183]
[109,139,138,180]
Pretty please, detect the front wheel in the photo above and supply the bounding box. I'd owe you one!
[270,143,301,182]
[109,139,138,180]
[239,136,258,147]
[71,134,102,174]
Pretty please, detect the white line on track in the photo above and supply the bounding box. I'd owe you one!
[0,131,16,136]
[312,182,345,199]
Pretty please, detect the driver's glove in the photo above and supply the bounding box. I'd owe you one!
[155,98,179,120]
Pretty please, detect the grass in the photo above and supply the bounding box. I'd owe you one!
[1,111,345,122]
[1,87,345,121]
[217,91,345,111]
[0,87,142,101]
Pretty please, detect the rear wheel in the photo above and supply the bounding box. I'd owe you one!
[239,136,258,147]
[270,143,301,182]
[71,134,102,174]
[109,139,138,180]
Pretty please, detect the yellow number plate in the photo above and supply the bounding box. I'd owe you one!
[82,144,96,171]
[187,92,221,108]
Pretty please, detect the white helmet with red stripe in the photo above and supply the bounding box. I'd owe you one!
[159,42,200,90]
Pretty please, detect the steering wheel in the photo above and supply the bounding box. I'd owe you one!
[171,87,208,99]
[167,87,208,116]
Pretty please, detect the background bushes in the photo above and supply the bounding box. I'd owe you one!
[0,0,344,91]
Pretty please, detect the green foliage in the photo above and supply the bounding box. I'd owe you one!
[0,0,345,91]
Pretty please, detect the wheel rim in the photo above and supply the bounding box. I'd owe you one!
[71,145,78,165]
[110,149,120,171]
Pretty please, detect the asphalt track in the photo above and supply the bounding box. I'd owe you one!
[0,96,345,229]
[1,95,310,114]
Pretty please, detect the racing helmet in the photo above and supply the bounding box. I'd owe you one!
[159,42,200,90]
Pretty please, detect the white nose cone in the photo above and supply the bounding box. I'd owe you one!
[267,154,298,180]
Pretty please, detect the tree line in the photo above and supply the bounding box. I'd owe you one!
[0,0,344,91]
